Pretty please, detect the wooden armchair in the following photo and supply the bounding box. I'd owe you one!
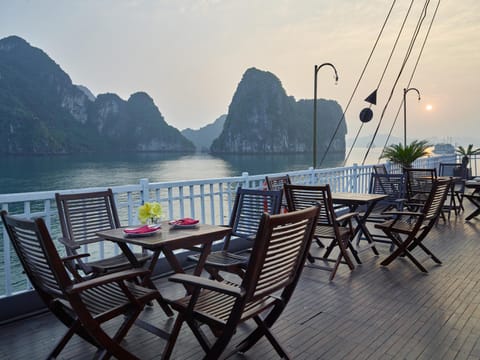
[439,162,468,212]
[265,174,291,213]
[189,187,282,280]
[284,183,360,281]
[1,210,161,360]
[373,164,388,174]
[161,206,319,359]
[404,168,437,205]
[363,173,406,247]
[56,189,151,277]
[375,178,452,272]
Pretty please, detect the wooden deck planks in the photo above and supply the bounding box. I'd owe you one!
[2,203,480,359]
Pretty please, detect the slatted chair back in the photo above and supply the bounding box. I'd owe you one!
[375,178,452,273]
[162,206,319,359]
[1,210,159,359]
[265,174,291,212]
[423,178,452,222]
[369,173,406,210]
[373,164,388,175]
[223,187,283,250]
[404,168,437,202]
[283,183,357,280]
[284,183,335,228]
[190,187,282,280]
[439,162,467,178]
[56,189,150,276]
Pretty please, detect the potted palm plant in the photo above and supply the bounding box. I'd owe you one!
[456,144,480,166]
[380,140,431,169]
[456,144,480,179]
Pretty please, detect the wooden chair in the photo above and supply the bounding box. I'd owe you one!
[439,162,467,212]
[56,189,151,277]
[1,210,161,360]
[266,174,327,250]
[373,164,388,175]
[374,178,452,272]
[284,183,360,281]
[404,168,437,205]
[188,187,282,280]
[161,206,320,360]
[362,173,406,247]
[265,174,291,213]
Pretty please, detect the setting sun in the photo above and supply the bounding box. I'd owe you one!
[426,104,433,111]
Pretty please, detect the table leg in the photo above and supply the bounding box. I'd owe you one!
[117,243,174,317]
[465,196,480,221]
[162,242,213,294]
[348,204,380,256]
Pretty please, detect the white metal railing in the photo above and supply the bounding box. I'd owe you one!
[0,155,459,298]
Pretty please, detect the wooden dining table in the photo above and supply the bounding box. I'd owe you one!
[464,179,480,221]
[98,222,231,306]
[97,221,231,338]
[331,192,388,260]
[97,221,231,279]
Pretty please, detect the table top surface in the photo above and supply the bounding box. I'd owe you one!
[97,222,231,250]
[465,179,480,188]
[331,192,388,204]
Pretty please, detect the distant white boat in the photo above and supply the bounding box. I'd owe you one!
[433,143,455,154]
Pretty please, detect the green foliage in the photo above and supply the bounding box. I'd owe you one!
[456,144,480,157]
[381,140,431,168]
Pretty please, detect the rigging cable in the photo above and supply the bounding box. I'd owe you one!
[379,0,441,160]
[317,0,397,168]
[361,0,431,165]
[345,0,416,165]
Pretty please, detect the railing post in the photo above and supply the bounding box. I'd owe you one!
[385,161,392,173]
[351,163,359,193]
[242,172,250,188]
[140,178,150,204]
[308,166,315,185]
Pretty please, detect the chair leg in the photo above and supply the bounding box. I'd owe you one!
[161,315,185,360]
[48,322,81,359]
[251,315,291,359]
[235,300,286,354]
[380,231,429,272]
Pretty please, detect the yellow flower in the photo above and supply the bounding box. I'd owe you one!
[138,202,163,224]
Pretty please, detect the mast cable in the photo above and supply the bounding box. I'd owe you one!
[345,0,415,165]
[361,0,430,165]
[317,0,397,168]
[379,0,441,161]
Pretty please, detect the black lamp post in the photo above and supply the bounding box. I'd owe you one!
[403,87,421,147]
[313,63,338,168]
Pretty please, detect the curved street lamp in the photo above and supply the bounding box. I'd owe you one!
[403,87,421,147]
[313,63,338,168]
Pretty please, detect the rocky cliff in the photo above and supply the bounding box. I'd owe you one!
[210,68,346,157]
[0,36,194,154]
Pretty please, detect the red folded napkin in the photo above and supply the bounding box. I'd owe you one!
[169,218,199,226]
[124,225,158,234]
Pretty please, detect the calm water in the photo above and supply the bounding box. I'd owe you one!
[0,150,383,194]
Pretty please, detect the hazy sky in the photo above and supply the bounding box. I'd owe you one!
[1,0,479,145]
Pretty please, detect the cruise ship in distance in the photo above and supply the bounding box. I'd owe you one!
[433,143,455,155]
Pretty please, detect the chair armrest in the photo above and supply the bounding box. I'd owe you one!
[381,210,422,217]
[58,236,81,250]
[67,268,151,294]
[61,253,90,263]
[169,273,243,297]
[336,212,359,222]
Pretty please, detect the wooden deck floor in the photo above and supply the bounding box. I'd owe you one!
[2,202,480,360]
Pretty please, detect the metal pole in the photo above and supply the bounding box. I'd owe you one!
[403,88,407,148]
[312,63,338,169]
[403,87,421,148]
[313,66,318,169]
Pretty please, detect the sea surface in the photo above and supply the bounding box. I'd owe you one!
[0,148,385,195]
